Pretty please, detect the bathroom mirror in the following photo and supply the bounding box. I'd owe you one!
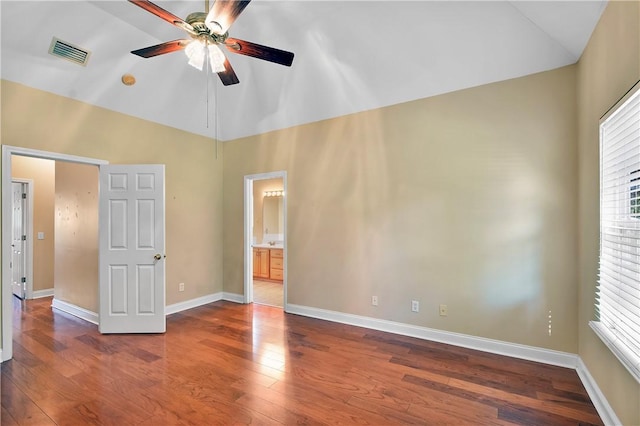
[263,196,283,235]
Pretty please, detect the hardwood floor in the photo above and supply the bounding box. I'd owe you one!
[2,297,602,425]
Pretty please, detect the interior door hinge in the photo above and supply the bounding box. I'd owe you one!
[21,277,26,283]
[22,193,27,199]
[22,235,27,241]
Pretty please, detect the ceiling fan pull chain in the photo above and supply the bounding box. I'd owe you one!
[206,40,210,129]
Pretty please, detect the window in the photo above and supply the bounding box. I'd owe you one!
[630,170,640,218]
[592,80,640,383]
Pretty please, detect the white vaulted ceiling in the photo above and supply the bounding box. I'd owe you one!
[0,1,606,141]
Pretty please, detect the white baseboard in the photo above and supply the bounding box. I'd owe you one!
[286,304,577,368]
[164,292,246,314]
[51,293,236,323]
[163,292,245,316]
[222,292,244,304]
[51,298,98,325]
[576,357,621,426]
[165,293,224,315]
[31,288,54,299]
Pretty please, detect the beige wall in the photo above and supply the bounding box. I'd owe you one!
[253,178,284,244]
[576,1,640,425]
[224,64,578,353]
[10,156,55,293]
[1,80,224,306]
[54,162,99,311]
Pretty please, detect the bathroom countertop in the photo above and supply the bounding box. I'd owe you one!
[252,244,283,249]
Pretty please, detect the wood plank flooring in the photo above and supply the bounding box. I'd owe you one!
[1,297,602,425]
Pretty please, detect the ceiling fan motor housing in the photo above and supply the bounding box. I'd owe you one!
[185,12,228,44]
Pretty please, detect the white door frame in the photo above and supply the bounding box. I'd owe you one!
[11,178,33,299]
[1,145,108,361]
[243,171,287,310]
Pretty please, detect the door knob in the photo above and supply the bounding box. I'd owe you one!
[154,253,162,261]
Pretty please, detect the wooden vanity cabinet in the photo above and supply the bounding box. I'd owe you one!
[269,249,283,281]
[253,247,283,281]
[253,248,270,279]
[253,248,283,281]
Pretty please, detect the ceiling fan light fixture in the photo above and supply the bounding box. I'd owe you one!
[185,41,205,70]
[185,41,226,73]
[208,44,226,73]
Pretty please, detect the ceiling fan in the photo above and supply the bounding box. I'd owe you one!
[128,0,294,86]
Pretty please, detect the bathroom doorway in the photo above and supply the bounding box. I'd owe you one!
[244,172,287,309]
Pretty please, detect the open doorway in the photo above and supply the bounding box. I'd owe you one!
[3,146,167,361]
[11,157,54,302]
[9,155,99,310]
[244,172,287,309]
[2,145,106,361]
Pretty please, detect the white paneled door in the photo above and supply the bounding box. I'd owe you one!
[99,165,165,334]
[11,182,26,299]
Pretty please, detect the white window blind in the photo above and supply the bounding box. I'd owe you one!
[592,80,640,384]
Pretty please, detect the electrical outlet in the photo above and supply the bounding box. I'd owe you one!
[179,282,185,292]
[439,304,448,316]
[411,300,419,312]
[372,296,378,306]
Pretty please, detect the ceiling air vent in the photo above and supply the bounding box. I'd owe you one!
[48,37,91,66]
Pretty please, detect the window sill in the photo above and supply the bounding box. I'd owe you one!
[589,321,640,384]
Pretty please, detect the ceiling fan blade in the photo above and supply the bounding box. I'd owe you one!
[225,38,294,67]
[131,40,191,58]
[205,0,251,34]
[129,0,196,34]
[217,57,240,86]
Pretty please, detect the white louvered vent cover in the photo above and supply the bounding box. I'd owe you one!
[48,37,90,66]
